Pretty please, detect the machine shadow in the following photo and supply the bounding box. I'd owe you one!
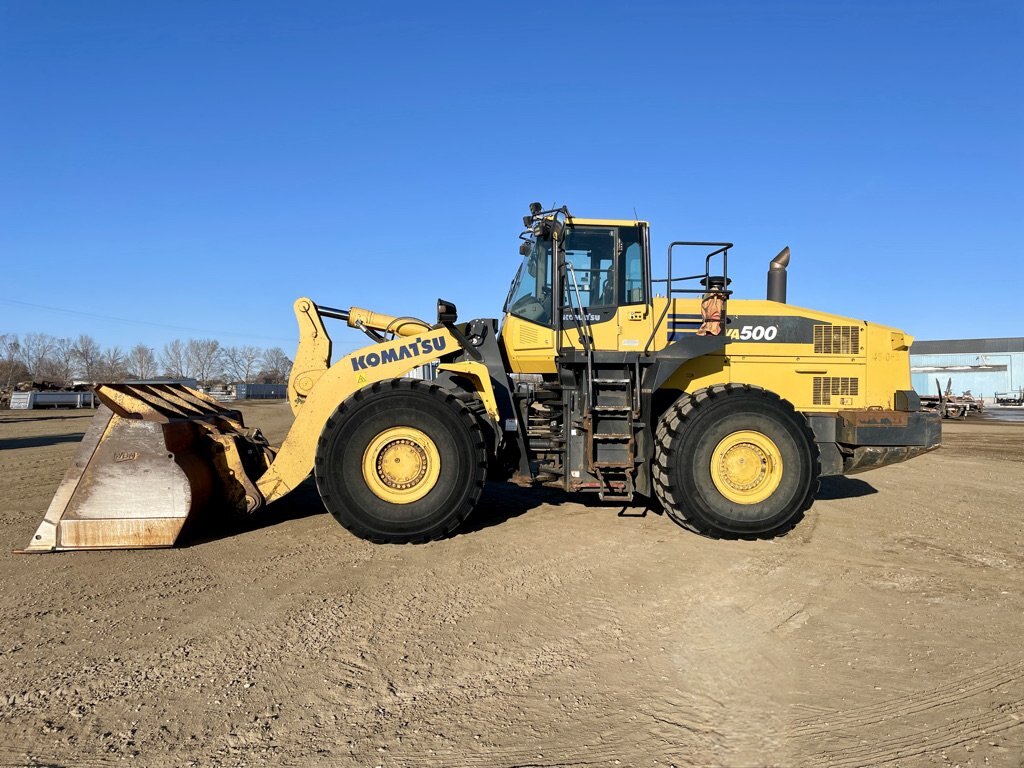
[181,478,326,546]
[0,433,85,450]
[817,475,878,500]
[185,481,569,546]
[455,484,566,536]
[0,414,94,424]
[181,474,878,547]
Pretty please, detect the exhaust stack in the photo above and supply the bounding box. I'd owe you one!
[767,246,790,303]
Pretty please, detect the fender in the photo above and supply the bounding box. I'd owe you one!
[437,360,500,424]
[257,327,461,504]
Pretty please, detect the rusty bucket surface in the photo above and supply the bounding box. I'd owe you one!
[21,384,272,553]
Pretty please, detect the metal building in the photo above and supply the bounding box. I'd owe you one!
[234,383,287,400]
[910,337,1024,404]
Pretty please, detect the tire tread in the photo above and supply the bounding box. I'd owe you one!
[314,378,487,544]
[652,383,820,539]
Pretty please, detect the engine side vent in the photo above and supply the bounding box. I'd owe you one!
[519,326,539,345]
[814,324,861,354]
[515,323,554,351]
[813,376,860,405]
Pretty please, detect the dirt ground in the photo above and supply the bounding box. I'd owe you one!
[0,403,1021,768]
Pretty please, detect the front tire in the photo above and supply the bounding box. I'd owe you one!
[315,379,487,543]
[652,384,819,538]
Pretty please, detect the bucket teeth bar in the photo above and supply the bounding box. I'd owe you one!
[20,384,273,553]
[98,383,244,423]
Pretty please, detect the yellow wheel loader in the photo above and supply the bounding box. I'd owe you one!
[23,203,941,552]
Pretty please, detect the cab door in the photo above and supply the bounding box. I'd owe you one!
[560,227,619,351]
[559,221,652,353]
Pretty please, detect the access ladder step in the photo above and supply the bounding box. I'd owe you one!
[593,434,633,442]
[592,378,630,385]
[599,492,634,502]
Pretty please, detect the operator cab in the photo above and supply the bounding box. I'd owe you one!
[502,205,652,371]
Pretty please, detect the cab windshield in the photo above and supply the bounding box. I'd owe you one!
[505,239,553,325]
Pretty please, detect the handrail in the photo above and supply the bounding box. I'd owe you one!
[644,241,733,355]
[564,262,595,411]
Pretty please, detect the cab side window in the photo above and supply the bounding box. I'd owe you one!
[621,240,646,304]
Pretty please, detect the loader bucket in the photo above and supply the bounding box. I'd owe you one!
[21,384,273,553]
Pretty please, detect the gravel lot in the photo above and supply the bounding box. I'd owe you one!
[1,402,1022,767]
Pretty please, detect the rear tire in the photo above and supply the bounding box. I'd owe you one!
[315,379,487,543]
[652,384,819,539]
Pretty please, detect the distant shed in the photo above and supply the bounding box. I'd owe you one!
[910,337,1024,402]
[234,383,286,400]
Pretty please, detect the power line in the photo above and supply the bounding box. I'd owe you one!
[0,297,367,351]
[0,297,294,343]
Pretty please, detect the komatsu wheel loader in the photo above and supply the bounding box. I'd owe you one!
[23,204,940,551]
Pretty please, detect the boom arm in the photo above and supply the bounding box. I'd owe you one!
[262,298,458,505]
[287,298,433,416]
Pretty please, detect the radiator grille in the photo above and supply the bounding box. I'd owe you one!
[814,325,861,354]
[813,376,860,405]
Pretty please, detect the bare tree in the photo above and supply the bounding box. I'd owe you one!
[1,334,26,389]
[49,337,77,386]
[127,344,157,380]
[185,339,223,386]
[72,334,103,382]
[161,339,190,378]
[97,346,127,382]
[21,333,56,379]
[222,345,263,383]
[33,356,67,384]
[258,347,292,383]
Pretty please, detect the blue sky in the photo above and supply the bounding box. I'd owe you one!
[1,1,1021,356]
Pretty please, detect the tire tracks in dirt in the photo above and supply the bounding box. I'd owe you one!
[790,659,1024,765]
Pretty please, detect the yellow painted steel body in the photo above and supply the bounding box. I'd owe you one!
[346,307,431,338]
[257,302,460,504]
[23,209,927,553]
[288,299,333,416]
[565,217,649,227]
[436,360,500,423]
[360,426,441,504]
[287,299,433,417]
[503,298,914,413]
[709,430,783,505]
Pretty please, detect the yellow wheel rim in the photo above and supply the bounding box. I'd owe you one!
[709,430,783,505]
[361,427,441,504]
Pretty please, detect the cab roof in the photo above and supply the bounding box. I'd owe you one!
[566,217,649,227]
